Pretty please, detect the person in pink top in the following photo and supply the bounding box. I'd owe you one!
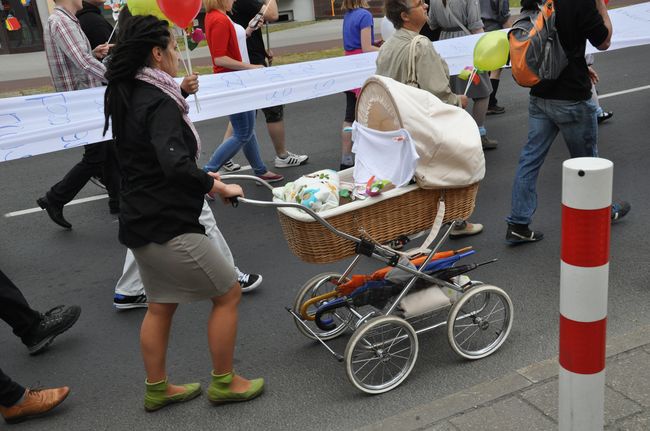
[340,0,379,170]
[203,0,283,183]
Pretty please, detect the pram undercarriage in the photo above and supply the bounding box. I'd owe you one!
[223,174,514,394]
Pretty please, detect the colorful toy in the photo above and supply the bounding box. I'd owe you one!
[272,169,341,212]
[458,66,481,85]
[365,176,391,197]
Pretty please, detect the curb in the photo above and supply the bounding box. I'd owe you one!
[357,324,650,431]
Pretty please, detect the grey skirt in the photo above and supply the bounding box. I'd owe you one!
[132,232,237,304]
[450,71,493,99]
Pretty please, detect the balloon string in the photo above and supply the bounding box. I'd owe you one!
[183,30,201,112]
[463,68,477,96]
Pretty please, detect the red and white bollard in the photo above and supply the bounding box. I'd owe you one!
[559,157,613,431]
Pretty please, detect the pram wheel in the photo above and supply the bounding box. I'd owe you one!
[344,316,418,394]
[293,272,351,341]
[447,285,513,360]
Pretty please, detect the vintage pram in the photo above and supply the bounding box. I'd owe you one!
[222,76,514,394]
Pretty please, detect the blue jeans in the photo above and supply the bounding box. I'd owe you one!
[507,96,598,226]
[203,111,267,175]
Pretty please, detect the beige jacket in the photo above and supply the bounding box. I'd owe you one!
[375,28,462,108]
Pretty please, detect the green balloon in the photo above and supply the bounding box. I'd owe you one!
[128,0,168,21]
[473,31,510,72]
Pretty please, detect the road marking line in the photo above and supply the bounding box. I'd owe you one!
[599,85,650,99]
[3,165,253,218]
[5,194,109,218]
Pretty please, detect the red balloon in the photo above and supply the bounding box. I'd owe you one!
[156,0,202,28]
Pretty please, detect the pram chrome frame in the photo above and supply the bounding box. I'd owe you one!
[222,175,513,394]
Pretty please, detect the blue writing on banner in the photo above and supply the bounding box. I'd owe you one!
[0,114,23,144]
[220,74,246,89]
[26,93,71,126]
[312,79,336,96]
[61,131,89,149]
[2,150,32,162]
[265,87,293,103]
[262,67,285,82]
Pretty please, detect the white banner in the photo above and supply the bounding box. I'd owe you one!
[1,2,649,162]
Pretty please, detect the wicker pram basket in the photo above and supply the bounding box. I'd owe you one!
[276,76,480,264]
[277,179,478,263]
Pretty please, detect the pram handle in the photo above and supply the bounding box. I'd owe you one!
[219,174,360,244]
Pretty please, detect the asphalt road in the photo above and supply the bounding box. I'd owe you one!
[1,44,649,431]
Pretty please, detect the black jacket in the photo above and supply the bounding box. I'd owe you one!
[115,81,214,248]
[76,1,113,49]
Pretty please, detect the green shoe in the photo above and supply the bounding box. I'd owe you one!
[144,378,202,412]
[207,371,264,405]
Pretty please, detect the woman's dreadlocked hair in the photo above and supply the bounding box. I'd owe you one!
[103,15,171,141]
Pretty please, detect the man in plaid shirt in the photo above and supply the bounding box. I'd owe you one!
[37,0,116,229]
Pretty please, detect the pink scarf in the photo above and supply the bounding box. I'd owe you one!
[135,67,201,159]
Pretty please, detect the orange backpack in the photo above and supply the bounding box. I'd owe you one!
[508,0,568,88]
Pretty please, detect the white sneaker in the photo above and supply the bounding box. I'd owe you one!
[236,267,263,293]
[274,151,309,168]
[223,159,241,172]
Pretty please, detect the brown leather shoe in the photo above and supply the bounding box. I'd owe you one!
[0,387,70,424]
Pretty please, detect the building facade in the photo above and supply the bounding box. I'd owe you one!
[0,1,384,55]
[311,0,383,19]
[236,1,384,22]
[0,0,49,54]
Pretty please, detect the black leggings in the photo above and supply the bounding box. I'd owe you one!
[344,91,357,123]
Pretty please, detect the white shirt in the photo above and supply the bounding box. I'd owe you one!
[231,18,251,64]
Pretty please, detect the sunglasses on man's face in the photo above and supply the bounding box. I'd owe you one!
[408,0,425,10]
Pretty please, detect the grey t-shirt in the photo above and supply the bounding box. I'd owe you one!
[479,0,511,30]
[428,0,483,39]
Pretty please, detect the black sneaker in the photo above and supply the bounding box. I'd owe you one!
[481,135,498,150]
[505,223,544,245]
[597,111,613,124]
[236,268,262,293]
[22,305,81,355]
[487,105,506,115]
[222,159,241,172]
[113,294,148,310]
[611,201,630,222]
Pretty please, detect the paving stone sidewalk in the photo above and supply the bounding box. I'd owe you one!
[359,325,650,431]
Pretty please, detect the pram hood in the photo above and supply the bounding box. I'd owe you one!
[356,75,486,189]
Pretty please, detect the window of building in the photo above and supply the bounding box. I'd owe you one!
[0,0,43,54]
